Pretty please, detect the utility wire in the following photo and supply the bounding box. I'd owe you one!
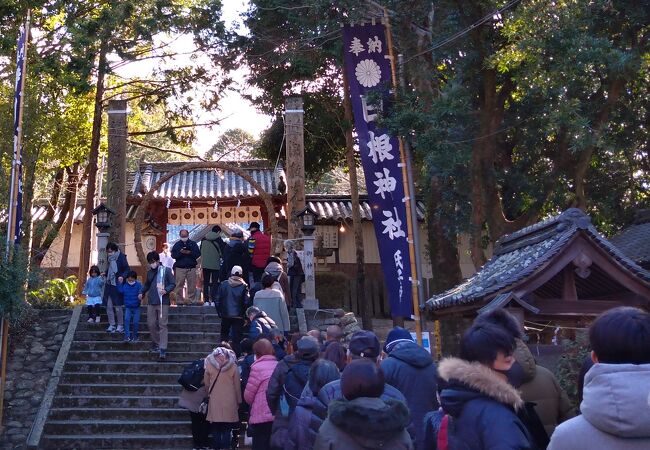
[404,0,523,64]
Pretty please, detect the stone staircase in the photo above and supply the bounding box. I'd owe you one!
[39,306,220,449]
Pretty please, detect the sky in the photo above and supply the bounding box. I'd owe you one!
[116,0,272,155]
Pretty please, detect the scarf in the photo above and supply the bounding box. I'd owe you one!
[206,346,236,371]
[107,250,120,286]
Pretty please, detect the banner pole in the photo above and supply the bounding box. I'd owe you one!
[383,9,422,345]
[5,11,30,259]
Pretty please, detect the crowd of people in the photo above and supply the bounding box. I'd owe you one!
[177,305,649,450]
[80,224,302,360]
[80,228,650,450]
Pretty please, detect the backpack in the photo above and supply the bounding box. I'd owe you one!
[178,358,205,391]
[280,362,310,416]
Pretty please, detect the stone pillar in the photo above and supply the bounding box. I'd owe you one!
[284,97,305,239]
[106,100,128,247]
[302,235,318,310]
[96,231,109,274]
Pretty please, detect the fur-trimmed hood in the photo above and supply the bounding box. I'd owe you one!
[328,397,411,446]
[438,357,524,412]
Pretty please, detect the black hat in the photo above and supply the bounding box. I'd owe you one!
[348,330,380,359]
[248,222,261,231]
[296,336,319,360]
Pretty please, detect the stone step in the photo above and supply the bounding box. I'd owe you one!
[66,350,209,362]
[48,407,187,421]
[56,383,181,396]
[44,420,191,435]
[52,395,179,409]
[74,330,221,341]
[39,433,193,449]
[64,361,189,373]
[60,371,180,385]
[70,341,216,353]
[75,322,220,333]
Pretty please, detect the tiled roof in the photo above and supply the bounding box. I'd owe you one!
[128,160,285,200]
[303,195,426,222]
[610,210,650,268]
[427,208,650,311]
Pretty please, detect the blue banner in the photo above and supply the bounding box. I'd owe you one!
[343,24,413,317]
[10,18,28,244]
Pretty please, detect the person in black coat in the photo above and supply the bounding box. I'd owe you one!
[423,322,536,450]
[220,230,250,282]
[102,242,130,333]
[215,265,250,356]
[381,327,438,449]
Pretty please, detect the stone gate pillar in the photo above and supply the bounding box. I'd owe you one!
[284,97,305,239]
[106,100,128,247]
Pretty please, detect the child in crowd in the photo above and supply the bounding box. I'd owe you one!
[117,270,143,342]
[82,265,104,323]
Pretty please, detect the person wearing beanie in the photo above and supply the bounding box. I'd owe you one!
[215,265,250,356]
[266,336,320,448]
[246,221,271,283]
[221,229,250,282]
[381,327,438,449]
[314,359,413,449]
[318,330,407,409]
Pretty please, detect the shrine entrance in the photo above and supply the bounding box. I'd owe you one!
[132,160,282,267]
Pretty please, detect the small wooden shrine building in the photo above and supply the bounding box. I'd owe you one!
[426,209,650,328]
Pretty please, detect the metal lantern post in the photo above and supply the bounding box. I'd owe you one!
[92,203,115,273]
[296,206,318,310]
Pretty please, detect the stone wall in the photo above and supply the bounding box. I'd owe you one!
[1,309,72,449]
[306,309,362,341]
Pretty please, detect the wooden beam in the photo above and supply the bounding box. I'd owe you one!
[562,265,578,301]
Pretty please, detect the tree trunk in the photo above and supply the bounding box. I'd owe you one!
[31,167,68,266]
[77,39,108,292]
[58,163,80,277]
[342,70,371,330]
[428,177,463,294]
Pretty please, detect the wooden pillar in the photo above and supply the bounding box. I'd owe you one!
[284,97,305,239]
[106,100,128,247]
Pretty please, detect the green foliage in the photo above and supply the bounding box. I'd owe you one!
[0,246,31,324]
[555,332,591,409]
[206,127,257,161]
[28,275,80,309]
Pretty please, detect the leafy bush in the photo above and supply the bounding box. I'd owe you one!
[555,331,590,409]
[0,245,32,325]
[28,275,81,309]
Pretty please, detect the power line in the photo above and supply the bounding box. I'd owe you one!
[404,0,523,64]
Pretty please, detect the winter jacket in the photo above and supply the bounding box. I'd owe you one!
[247,230,271,269]
[548,363,650,450]
[170,238,201,269]
[288,387,329,450]
[244,355,278,424]
[178,385,207,414]
[266,354,316,415]
[264,261,292,307]
[239,353,255,395]
[314,397,413,450]
[201,231,224,271]
[427,357,534,450]
[117,281,143,308]
[381,341,438,449]
[249,311,277,340]
[103,251,130,306]
[253,289,290,332]
[141,265,176,306]
[215,276,250,319]
[82,276,104,298]
[286,249,304,276]
[319,377,407,406]
[221,238,250,280]
[203,353,241,423]
[514,339,575,436]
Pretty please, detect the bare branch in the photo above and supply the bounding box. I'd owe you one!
[129,120,224,137]
[127,139,207,161]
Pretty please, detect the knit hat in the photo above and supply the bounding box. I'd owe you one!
[231,265,243,276]
[348,330,381,359]
[384,326,414,353]
[231,230,244,238]
[296,336,319,360]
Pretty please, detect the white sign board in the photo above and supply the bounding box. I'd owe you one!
[410,331,432,354]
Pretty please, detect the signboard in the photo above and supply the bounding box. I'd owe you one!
[315,225,339,248]
[343,23,413,317]
[410,331,432,354]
